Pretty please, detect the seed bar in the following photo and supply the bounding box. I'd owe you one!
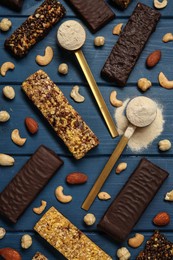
[65,0,115,33]
[0,145,63,223]
[34,207,112,260]
[111,0,131,9]
[22,70,99,159]
[98,158,169,242]
[101,3,161,86]
[4,0,66,58]
[32,252,48,260]
[0,0,23,11]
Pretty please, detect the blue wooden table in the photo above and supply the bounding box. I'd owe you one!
[0,0,173,259]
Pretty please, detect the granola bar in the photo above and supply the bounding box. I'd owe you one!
[34,207,112,260]
[22,70,99,159]
[4,0,66,57]
[32,252,48,260]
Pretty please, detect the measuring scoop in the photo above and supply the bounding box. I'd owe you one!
[57,20,118,138]
[82,96,157,210]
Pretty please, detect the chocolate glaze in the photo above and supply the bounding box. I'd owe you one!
[0,0,23,11]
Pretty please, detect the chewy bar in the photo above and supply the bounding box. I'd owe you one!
[111,0,131,9]
[34,207,112,260]
[32,252,48,260]
[0,145,63,223]
[0,0,23,11]
[22,70,99,159]
[101,3,160,86]
[4,0,66,57]
[98,158,169,242]
[65,0,115,33]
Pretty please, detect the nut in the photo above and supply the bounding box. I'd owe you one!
[112,23,123,35]
[117,247,131,260]
[55,186,72,203]
[162,33,173,43]
[0,18,12,31]
[36,46,53,66]
[146,50,161,68]
[0,153,15,166]
[0,62,15,76]
[94,36,105,46]
[116,162,127,174]
[137,78,152,92]
[158,139,171,151]
[154,0,168,9]
[84,213,96,226]
[3,86,15,99]
[58,63,68,75]
[11,129,26,146]
[66,172,88,184]
[165,190,173,201]
[0,228,6,239]
[110,91,123,107]
[153,212,170,226]
[98,191,111,200]
[25,117,38,134]
[21,234,32,249]
[128,233,144,248]
[0,111,10,122]
[70,85,85,103]
[158,72,173,89]
[0,248,22,260]
[33,200,47,214]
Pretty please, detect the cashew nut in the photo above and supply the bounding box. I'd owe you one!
[0,62,15,77]
[0,111,10,122]
[117,247,131,260]
[165,190,173,201]
[36,46,53,66]
[0,18,12,31]
[98,191,111,200]
[162,33,173,43]
[158,72,173,89]
[128,233,144,248]
[158,139,171,151]
[33,200,47,214]
[116,162,127,174]
[137,78,152,92]
[110,91,123,107]
[11,129,26,146]
[94,36,105,47]
[0,228,6,239]
[55,186,72,203]
[58,63,68,75]
[0,153,15,166]
[154,0,168,9]
[21,234,32,249]
[112,23,123,35]
[84,213,96,226]
[3,86,15,99]
[70,85,85,103]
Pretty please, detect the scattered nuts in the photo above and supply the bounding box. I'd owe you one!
[117,247,131,260]
[21,234,32,249]
[0,228,6,239]
[94,36,105,47]
[55,186,72,203]
[66,172,88,184]
[165,190,173,201]
[25,117,38,134]
[11,129,26,146]
[159,72,173,89]
[3,86,15,99]
[154,0,168,9]
[162,33,173,43]
[70,85,85,103]
[0,18,12,31]
[112,23,123,35]
[146,50,161,68]
[116,162,127,174]
[98,191,111,200]
[128,233,144,248]
[36,46,53,66]
[84,213,96,226]
[153,212,170,226]
[58,63,68,75]
[0,62,15,77]
[158,139,171,151]
[110,91,123,107]
[33,200,47,214]
[0,111,10,122]
[137,78,152,92]
[0,248,22,260]
[0,153,15,166]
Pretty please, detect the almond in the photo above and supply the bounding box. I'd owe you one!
[153,212,170,226]
[66,172,88,184]
[146,50,161,68]
[25,117,38,134]
[0,248,22,260]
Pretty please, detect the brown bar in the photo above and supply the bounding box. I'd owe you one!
[111,0,131,9]
[0,0,23,11]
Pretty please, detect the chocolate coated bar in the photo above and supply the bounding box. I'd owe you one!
[98,158,169,242]
[101,3,160,86]
[0,145,63,223]
[5,0,65,57]
[111,0,131,9]
[0,0,23,11]
[65,0,115,33]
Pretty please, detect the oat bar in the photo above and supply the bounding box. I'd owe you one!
[22,70,99,159]
[4,0,66,57]
[34,207,112,260]
[32,252,48,260]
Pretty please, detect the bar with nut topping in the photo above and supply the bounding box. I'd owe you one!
[22,70,99,159]
[34,207,112,260]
